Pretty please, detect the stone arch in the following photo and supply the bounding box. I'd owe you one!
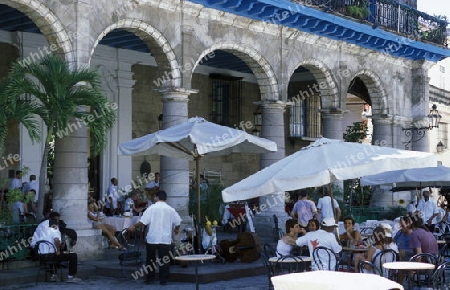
[90,19,181,88]
[352,69,388,116]
[191,43,279,101]
[289,58,339,109]
[3,0,74,64]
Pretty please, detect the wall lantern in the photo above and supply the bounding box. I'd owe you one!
[402,104,442,149]
[437,141,445,153]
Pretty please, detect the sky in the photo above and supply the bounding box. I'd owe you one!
[417,0,450,19]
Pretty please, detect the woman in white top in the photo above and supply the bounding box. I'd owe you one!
[276,219,302,257]
[87,202,125,250]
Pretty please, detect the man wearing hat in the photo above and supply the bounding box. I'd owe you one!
[31,212,81,282]
[417,189,440,232]
[296,217,342,270]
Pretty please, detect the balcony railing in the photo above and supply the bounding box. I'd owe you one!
[294,0,448,46]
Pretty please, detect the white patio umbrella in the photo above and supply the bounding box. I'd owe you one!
[360,166,450,188]
[118,117,277,247]
[222,138,437,203]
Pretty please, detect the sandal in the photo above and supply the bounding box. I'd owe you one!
[118,246,127,251]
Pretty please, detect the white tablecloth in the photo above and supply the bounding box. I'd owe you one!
[101,216,140,231]
[271,271,404,290]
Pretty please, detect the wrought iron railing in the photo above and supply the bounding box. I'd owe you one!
[0,223,37,262]
[293,0,448,46]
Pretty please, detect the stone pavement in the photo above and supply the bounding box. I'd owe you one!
[0,274,270,290]
[0,228,272,289]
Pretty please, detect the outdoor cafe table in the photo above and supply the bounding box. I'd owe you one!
[383,261,435,290]
[269,256,312,273]
[342,247,369,253]
[269,256,313,263]
[175,254,216,290]
[101,216,140,231]
[271,271,404,290]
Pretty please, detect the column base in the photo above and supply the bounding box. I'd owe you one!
[70,228,103,261]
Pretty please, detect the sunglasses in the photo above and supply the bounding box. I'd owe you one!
[50,224,58,230]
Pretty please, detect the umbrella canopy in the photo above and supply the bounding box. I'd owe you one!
[222,138,437,203]
[360,166,450,188]
[118,117,277,158]
[118,117,277,242]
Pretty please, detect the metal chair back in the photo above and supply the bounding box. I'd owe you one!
[312,246,339,271]
[372,249,399,279]
[34,240,62,284]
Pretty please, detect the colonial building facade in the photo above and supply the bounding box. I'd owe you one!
[0,0,449,257]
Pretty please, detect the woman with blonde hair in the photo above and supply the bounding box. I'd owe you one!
[87,202,126,250]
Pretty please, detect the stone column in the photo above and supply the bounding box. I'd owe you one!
[155,87,197,222]
[51,2,103,260]
[410,68,431,152]
[254,101,288,239]
[320,109,345,140]
[52,118,102,260]
[371,114,394,147]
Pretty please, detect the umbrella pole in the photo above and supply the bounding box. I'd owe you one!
[196,157,202,253]
[329,183,339,240]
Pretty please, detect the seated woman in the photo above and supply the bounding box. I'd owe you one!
[353,225,398,273]
[87,202,126,250]
[354,226,384,273]
[339,217,361,247]
[276,219,302,257]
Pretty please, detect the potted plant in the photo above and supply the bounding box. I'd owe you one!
[346,0,369,20]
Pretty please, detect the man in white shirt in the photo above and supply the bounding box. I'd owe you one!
[105,178,120,216]
[145,172,160,190]
[316,187,340,223]
[417,190,440,232]
[296,218,342,270]
[8,170,23,191]
[22,174,39,201]
[123,192,144,215]
[129,190,181,285]
[30,213,81,282]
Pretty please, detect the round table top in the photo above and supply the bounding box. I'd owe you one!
[269,256,313,263]
[342,247,369,252]
[383,261,435,270]
[437,240,446,244]
[271,271,404,290]
[174,254,216,261]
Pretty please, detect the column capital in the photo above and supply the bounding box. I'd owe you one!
[371,114,394,124]
[318,108,349,116]
[155,86,198,102]
[392,115,411,127]
[254,100,289,111]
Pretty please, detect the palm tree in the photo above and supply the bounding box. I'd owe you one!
[3,54,117,220]
[0,81,41,152]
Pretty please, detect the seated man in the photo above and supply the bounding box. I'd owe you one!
[123,192,144,216]
[277,219,302,257]
[296,218,342,271]
[31,212,81,282]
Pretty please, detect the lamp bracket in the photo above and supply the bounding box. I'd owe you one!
[402,127,428,150]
